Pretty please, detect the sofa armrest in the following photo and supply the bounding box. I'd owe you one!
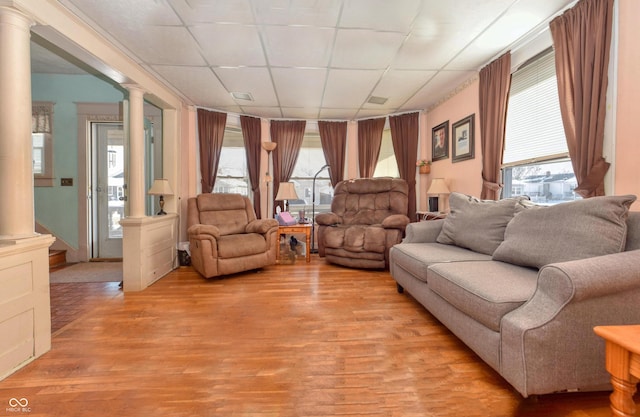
[187,224,221,239]
[382,214,410,230]
[246,219,279,234]
[315,212,342,226]
[402,219,444,243]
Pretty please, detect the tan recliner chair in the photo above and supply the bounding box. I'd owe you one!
[315,178,410,269]
[187,193,279,278]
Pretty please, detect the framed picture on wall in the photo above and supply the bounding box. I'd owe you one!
[431,121,449,161]
[452,114,475,162]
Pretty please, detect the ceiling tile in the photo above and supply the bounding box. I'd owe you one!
[322,69,384,108]
[239,106,284,119]
[331,29,407,69]
[170,0,254,24]
[214,67,279,107]
[365,69,436,109]
[69,0,182,27]
[151,65,237,108]
[401,70,477,111]
[280,107,321,119]
[319,108,359,120]
[340,0,421,32]
[190,24,265,66]
[251,0,342,26]
[263,26,335,67]
[271,68,327,108]
[122,26,207,66]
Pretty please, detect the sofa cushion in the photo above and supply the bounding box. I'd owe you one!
[389,243,492,283]
[217,233,267,258]
[323,225,386,253]
[492,195,636,269]
[427,261,539,332]
[436,193,523,255]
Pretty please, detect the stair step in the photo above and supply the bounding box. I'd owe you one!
[49,249,67,271]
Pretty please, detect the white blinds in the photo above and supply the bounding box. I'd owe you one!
[503,49,568,165]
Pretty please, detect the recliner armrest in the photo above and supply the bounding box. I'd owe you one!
[187,224,221,239]
[246,219,279,234]
[315,212,342,226]
[381,214,410,230]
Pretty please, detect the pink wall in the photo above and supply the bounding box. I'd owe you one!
[420,78,483,210]
[615,0,640,209]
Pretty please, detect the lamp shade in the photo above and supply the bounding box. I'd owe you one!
[262,141,277,152]
[148,179,174,196]
[427,178,450,195]
[275,182,299,201]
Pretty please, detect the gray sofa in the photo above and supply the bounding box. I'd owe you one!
[389,192,640,397]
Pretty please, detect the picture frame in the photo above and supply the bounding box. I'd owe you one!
[431,121,449,161]
[452,114,475,162]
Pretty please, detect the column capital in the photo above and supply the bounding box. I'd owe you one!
[122,84,146,95]
[0,2,35,28]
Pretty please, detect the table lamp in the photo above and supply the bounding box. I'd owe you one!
[148,179,174,215]
[275,182,298,212]
[427,178,450,213]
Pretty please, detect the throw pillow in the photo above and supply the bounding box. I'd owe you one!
[492,194,637,268]
[436,192,524,255]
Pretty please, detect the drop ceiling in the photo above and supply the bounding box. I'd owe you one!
[31,0,575,120]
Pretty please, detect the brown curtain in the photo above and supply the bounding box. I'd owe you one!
[271,120,306,214]
[318,121,347,187]
[357,117,386,178]
[479,52,512,200]
[197,108,227,193]
[550,0,613,198]
[389,112,419,220]
[240,115,262,218]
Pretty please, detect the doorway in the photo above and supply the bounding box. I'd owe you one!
[90,122,125,259]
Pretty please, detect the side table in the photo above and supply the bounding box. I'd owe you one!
[593,325,640,417]
[277,224,312,263]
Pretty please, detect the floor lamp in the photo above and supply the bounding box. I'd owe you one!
[262,141,277,218]
[311,164,329,253]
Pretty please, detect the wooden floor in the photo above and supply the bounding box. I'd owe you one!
[0,257,634,416]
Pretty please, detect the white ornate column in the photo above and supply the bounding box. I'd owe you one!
[125,85,146,218]
[0,5,35,239]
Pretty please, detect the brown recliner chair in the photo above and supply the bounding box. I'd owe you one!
[187,193,279,278]
[315,178,410,269]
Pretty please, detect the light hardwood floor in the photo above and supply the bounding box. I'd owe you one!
[0,257,633,416]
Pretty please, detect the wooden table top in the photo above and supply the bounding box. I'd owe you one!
[594,325,640,354]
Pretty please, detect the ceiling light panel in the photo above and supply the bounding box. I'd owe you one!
[263,26,335,67]
[190,24,266,66]
[331,29,406,69]
[214,67,279,107]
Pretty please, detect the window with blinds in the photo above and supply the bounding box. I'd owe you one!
[502,48,579,204]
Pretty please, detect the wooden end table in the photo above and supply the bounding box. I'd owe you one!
[277,224,312,263]
[594,325,640,417]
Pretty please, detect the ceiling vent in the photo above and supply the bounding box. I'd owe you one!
[367,96,388,105]
[231,92,253,101]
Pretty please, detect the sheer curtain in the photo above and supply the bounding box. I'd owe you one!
[240,115,262,217]
[318,121,347,187]
[357,117,386,178]
[271,120,306,214]
[479,52,512,200]
[550,0,614,198]
[389,112,419,220]
[197,109,227,193]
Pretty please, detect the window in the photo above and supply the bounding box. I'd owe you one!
[289,130,332,220]
[32,102,54,187]
[213,127,249,196]
[373,128,399,178]
[502,49,579,204]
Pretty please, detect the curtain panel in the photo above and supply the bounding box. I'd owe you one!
[550,0,614,198]
[197,108,227,193]
[318,120,347,187]
[357,117,386,178]
[389,112,419,220]
[240,115,262,218]
[479,51,512,200]
[271,120,306,213]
